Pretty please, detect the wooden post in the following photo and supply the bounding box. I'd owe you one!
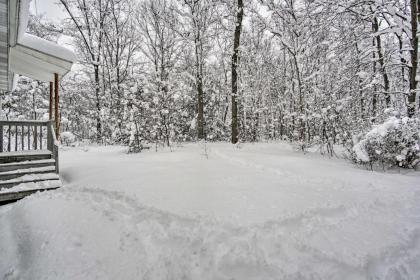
[47,121,52,151]
[0,124,3,152]
[34,125,38,150]
[49,82,53,120]
[54,73,60,140]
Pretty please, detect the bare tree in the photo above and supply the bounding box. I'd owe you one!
[231,0,244,144]
[408,0,418,117]
[60,0,111,141]
[178,0,217,140]
[137,0,185,146]
[102,0,139,140]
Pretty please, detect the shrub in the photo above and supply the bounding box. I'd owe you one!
[61,131,76,146]
[351,116,420,168]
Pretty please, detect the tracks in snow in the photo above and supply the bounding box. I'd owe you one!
[8,186,418,279]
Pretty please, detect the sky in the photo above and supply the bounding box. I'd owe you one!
[29,0,65,23]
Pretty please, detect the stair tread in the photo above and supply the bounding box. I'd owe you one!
[0,180,61,202]
[0,150,52,158]
[0,159,55,167]
[0,173,59,185]
[0,166,56,175]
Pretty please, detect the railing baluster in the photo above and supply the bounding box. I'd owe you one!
[15,125,18,151]
[21,125,24,151]
[34,125,38,150]
[40,125,43,149]
[8,125,11,152]
[47,122,52,151]
[28,125,30,150]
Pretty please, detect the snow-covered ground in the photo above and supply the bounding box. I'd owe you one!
[1,143,420,279]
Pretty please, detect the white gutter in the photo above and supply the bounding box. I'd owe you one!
[9,0,31,47]
[7,0,76,86]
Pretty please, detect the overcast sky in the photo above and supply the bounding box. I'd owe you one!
[29,0,65,23]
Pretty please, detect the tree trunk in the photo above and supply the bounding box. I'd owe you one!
[196,69,205,139]
[231,0,244,144]
[408,0,418,117]
[372,17,391,107]
[371,36,378,121]
[194,25,205,140]
[94,65,102,142]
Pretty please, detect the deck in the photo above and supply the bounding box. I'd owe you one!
[0,120,61,203]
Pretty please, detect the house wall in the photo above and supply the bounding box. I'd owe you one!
[0,0,8,90]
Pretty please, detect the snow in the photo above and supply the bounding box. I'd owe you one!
[0,180,61,194]
[0,166,56,176]
[352,116,420,167]
[367,116,401,138]
[61,131,76,145]
[352,142,370,162]
[16,0,75,63]
[0,173,59,188]
[17,0,32,40]
[18,34,77,63]
[0,149,51,157]
[1,143,420,279]
[0,159,55,167]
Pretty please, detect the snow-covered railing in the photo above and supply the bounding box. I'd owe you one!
[0,120,59,173]
[47,120,59,173]
[0,120,48,152]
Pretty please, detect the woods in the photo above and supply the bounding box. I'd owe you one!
[4,0,420,158]
[2,1,420,277]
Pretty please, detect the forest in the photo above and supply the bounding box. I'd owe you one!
[3,0,420,168]
[2,1,420,278]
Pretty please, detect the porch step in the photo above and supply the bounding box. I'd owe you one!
[0,166,57,180]
[0,159,55,172]
[0,173,60,189]
[0,120,60,204]
[0,180,62,203]
[0,150,52,163]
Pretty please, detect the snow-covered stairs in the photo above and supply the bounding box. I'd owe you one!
[0,150,61,203]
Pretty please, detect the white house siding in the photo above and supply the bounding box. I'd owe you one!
[0,0,8,90]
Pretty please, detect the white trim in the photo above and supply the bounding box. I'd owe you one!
[18,34,76,63]
[8,0,19,47]
[4,0,75,89]
[10,45,72,82]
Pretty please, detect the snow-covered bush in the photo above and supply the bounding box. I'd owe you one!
[61,131,76,146]
[128,135,143,153]
[351,116,420,168]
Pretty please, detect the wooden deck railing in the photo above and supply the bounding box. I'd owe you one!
[0,120,59,173]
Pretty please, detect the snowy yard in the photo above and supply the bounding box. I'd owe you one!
[1,143,420,279]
